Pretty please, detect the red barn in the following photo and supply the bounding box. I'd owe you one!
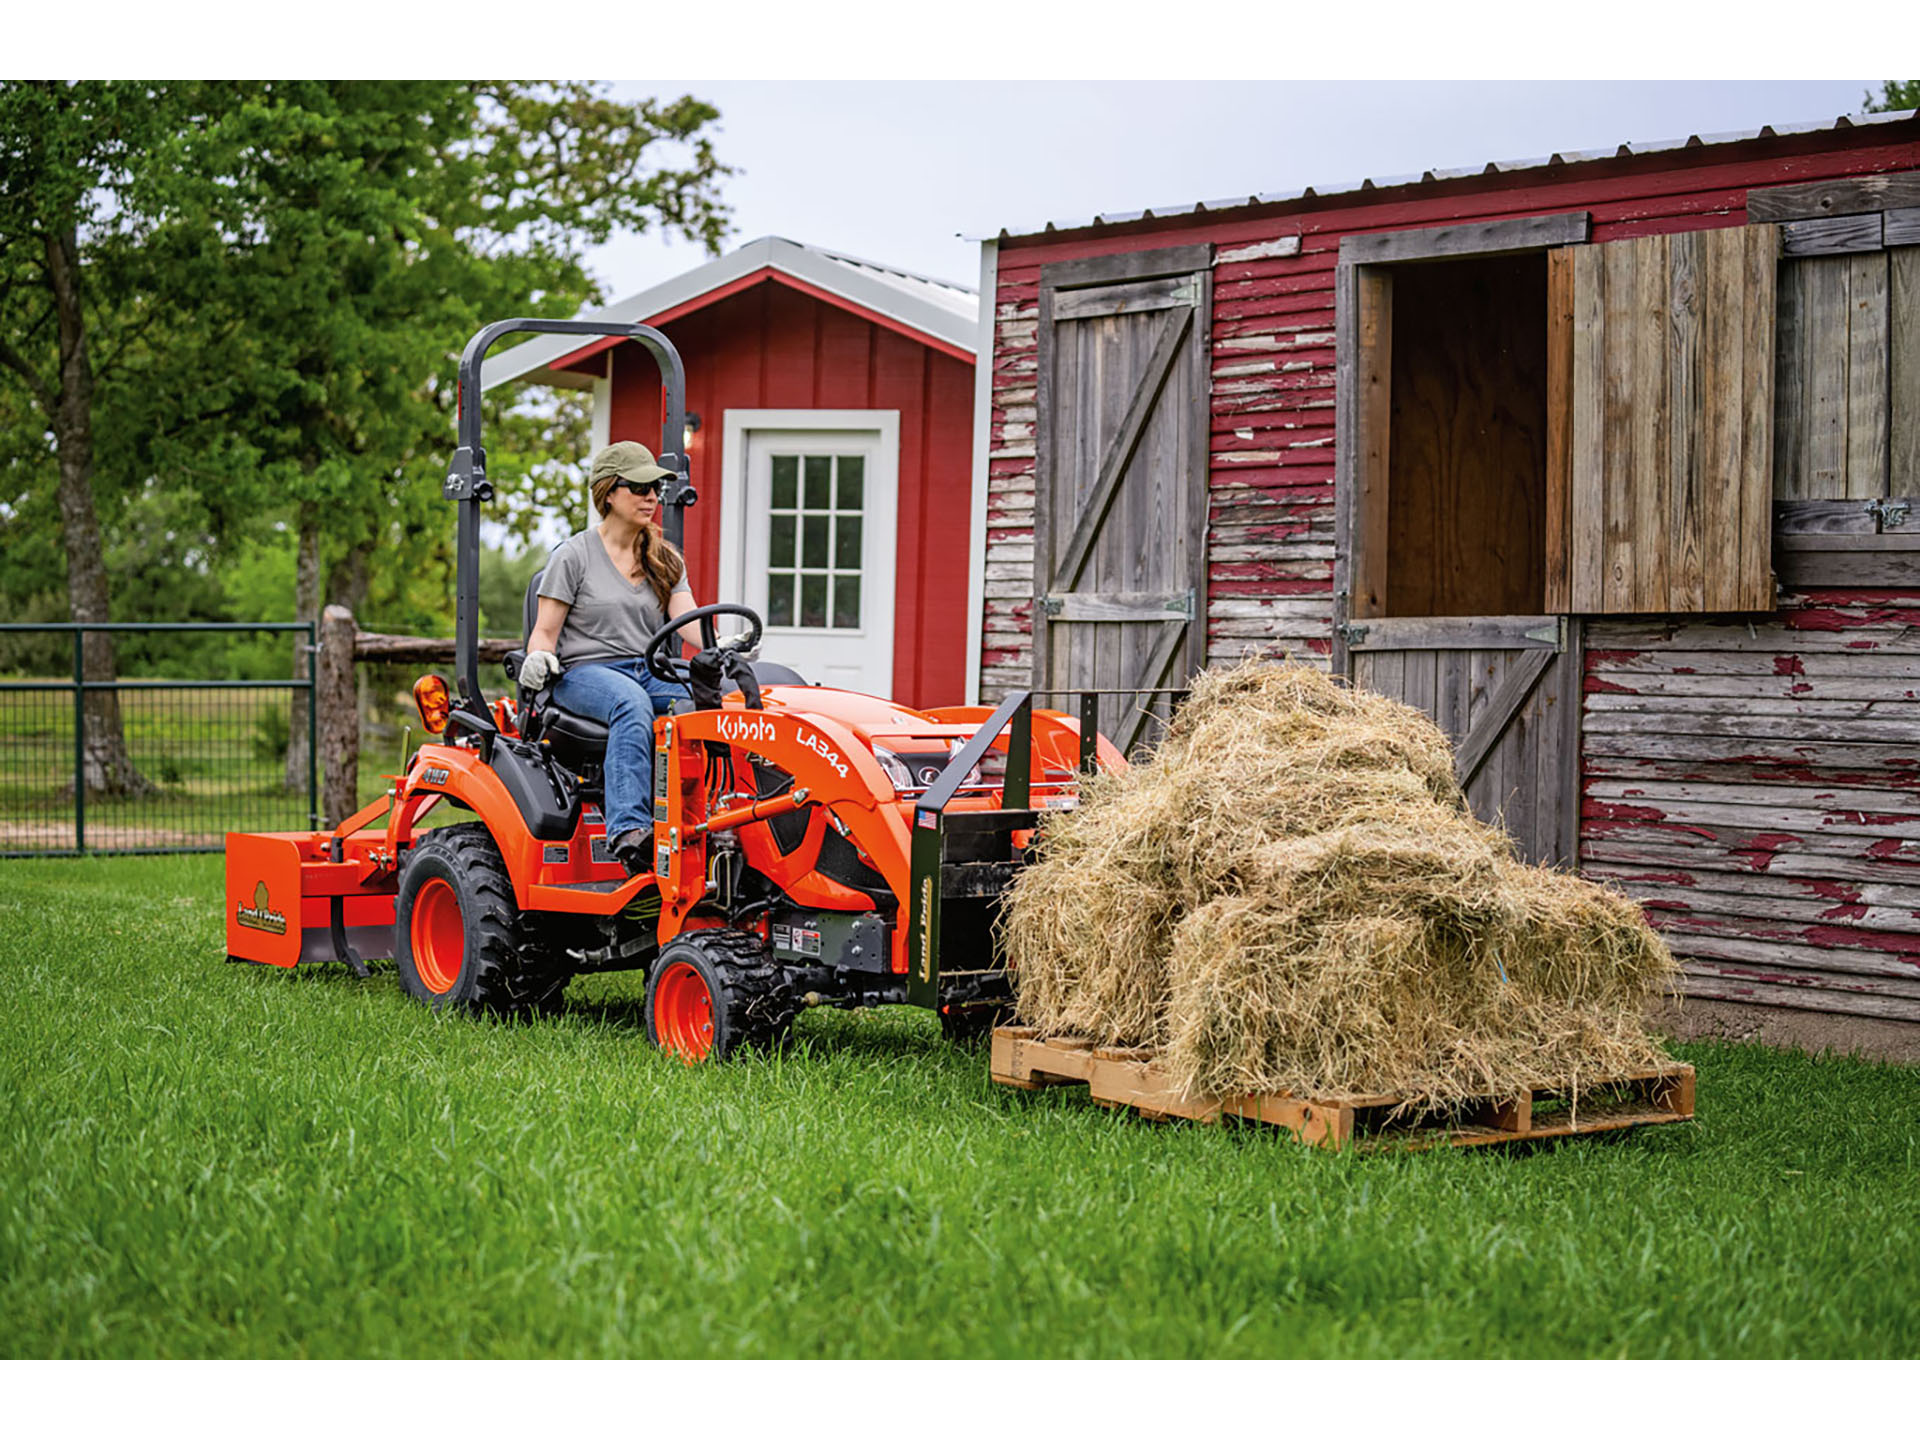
[486,236,982,709]
[974,109,1920,1051]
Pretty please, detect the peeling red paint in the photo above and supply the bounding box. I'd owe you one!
[1801,878,1864,903]
[1584,676,1637,695]
[1584,800,1669,822]
[1805,926,1920,955]
[1772,655,1806,676]
[1584,649,1646,665]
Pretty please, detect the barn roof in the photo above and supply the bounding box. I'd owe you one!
[984,108,1920,243]
[483,236,979,391]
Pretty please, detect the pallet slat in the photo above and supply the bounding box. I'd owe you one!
[989,1027,1695,1153]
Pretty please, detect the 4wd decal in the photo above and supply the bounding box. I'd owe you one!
[236,881,287,935]
[420,765,451,786]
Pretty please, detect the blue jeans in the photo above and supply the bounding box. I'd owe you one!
[549,659,688,841]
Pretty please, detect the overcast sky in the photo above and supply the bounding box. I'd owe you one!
[587,80,1885,301]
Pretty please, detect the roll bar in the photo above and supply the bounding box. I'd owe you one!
[444,319,695,722]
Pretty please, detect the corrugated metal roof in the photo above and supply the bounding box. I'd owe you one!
[484,235,979,391]
[985,108,1920,242]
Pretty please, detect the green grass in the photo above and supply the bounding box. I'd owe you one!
[2,855,1916,1359]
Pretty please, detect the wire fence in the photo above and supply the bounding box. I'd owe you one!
[0,623,317,857]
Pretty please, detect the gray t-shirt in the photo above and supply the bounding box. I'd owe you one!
[539,528,692,667]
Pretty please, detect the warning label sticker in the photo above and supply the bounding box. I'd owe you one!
[771,924,822,958]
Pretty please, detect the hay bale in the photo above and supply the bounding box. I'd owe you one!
[1001,660,1678,1105]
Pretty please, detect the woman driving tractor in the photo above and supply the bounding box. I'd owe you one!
[518,440,697,875]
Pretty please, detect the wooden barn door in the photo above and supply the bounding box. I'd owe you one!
[1335,222,1590,866]
[1034,245,1212,753]
[1348,618,1584,865]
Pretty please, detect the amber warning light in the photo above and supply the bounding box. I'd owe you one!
[412,674,452,734]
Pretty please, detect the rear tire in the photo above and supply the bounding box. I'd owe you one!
[395,823,570,1015]
[644,929,793,1061]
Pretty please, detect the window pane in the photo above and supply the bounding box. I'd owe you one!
[835,515,862,570]
[767,572,795,627]
[801,515,829,568]
[803,455,832,509]
[769,514,796,567]
[771,455,798,509]
[832,575,861,629]
[800,573,828,628]
[836,456,864,511]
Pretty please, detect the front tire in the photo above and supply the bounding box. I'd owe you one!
[644,930,793,1061]
[395,823,570,1015]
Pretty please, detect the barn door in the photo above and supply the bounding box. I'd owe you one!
[1348,617,1583,866]
[1034,245,1212,753]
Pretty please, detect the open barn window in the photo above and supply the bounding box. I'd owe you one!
[1382,252,1549,616]
[1338,213,1588,628]
[1337,213,1788,656]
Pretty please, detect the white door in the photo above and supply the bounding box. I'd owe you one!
[729,423,897,696]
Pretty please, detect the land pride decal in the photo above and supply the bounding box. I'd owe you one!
[236,881,288,935]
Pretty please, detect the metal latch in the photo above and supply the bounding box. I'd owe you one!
[1869,497,1912,530]
[1040,595,1064,618]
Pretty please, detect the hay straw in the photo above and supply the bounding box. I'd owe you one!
[1001,660,1678,1106]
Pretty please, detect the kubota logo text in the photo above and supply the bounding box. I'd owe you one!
[236,881,287,935]
[716,713,777,746]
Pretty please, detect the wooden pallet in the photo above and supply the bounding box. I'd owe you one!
[990,1026,1695,1153]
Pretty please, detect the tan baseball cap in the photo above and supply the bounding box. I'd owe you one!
[590,440,673,486]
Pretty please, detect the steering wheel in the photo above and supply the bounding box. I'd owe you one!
[642,602,764,685]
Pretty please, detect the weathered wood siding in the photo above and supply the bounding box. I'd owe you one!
[1582,593,1920,1022]
[983,126,1920,702]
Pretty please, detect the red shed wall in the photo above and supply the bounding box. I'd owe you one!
[602,280,975,710]
[987,122,1920,1025]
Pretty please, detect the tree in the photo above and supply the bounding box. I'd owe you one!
[0,83,195,794]
[1865,81,1919,112]
[0,82,733,798]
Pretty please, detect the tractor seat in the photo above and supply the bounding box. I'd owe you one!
[502,567,806,769]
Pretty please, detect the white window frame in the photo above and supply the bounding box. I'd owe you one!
[717,407,901,658]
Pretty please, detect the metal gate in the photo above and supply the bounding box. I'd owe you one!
[0,622,317,857]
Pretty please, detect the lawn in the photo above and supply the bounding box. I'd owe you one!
[1,854,1915,1359]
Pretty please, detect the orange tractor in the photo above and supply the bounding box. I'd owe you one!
[225,319,1123,1057]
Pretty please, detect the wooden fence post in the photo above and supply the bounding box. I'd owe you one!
[318,605,359,827]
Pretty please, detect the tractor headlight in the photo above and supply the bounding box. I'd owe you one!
[871,747,915,793]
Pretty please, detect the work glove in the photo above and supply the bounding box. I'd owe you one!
[688,649,727,711]
[519,649,562,690]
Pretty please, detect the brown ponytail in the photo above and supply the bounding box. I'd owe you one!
[590,472,686,612]
[631,521,686,613]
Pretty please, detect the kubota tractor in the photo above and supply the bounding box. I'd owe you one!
[225,319,1123,1058]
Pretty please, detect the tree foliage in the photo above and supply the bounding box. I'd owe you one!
[1865,80,1920,112]
[1,80,732,646]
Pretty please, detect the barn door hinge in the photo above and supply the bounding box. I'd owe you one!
[1525,618,1566,650]
[1869,497,1912,530]
[1339,621,1369,646]
[1039,595,1063,618]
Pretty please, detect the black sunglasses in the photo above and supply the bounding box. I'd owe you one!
[611,478,663,498]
